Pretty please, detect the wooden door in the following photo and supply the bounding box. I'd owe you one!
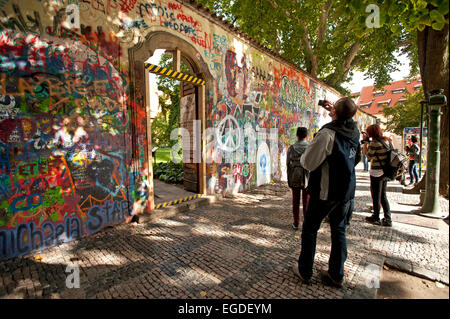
[180,82,199,193]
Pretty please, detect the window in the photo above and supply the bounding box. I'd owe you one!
[392,88,405,94]
[359,102,371,109]
[377,99,391,108]
[414,84,422,91]
[373,91,385,97]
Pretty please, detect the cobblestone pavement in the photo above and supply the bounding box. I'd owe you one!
[1,168,448,299]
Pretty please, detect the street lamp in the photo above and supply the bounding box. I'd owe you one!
[420,89,447,218]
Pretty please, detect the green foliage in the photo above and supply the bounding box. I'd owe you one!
[151,54,191,147]
[196,0,448,90]
[154,147,182,163]
[383,88,425,135]
[153,162,184,184]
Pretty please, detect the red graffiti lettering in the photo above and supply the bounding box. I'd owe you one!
[190,32,211,52]
[119,0,137,14]
[176,13,200,28]
[168,2,182,11]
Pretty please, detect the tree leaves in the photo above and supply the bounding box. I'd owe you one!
[150,54,189,147]
[383,88,425,135]
[195,0,446,93]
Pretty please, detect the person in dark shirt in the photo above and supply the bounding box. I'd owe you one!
[286,127,310,230]
[292,98,361,288]
[405,135,420,186]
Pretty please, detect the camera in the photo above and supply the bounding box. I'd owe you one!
[318,99,325,106]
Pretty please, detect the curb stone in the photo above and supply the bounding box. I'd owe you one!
[136,195,219,224]
[384,257,449,285]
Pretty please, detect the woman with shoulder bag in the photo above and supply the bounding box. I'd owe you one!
[405,135,420,186]
[362,124,392,227]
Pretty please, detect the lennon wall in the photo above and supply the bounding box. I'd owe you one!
[0,0,376,260]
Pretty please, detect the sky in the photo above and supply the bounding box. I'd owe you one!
[342,52,412,93]
[146,49,166,113]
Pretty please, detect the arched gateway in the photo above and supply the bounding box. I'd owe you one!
[129,31,214,212]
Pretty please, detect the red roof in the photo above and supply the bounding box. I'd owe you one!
[356,77,422,115]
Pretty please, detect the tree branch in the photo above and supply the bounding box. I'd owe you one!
[299,19,319,75]
[267,0,318,75]
[396,39,410,49]
[317,0,333,49]
[327,42,361,86]
[341,42,361,72]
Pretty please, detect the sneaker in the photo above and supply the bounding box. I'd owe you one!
[365,215,381,225]
[292,264,311,285]
[381,218,392,227]
[320,270,344,288]
[292,223,299,230]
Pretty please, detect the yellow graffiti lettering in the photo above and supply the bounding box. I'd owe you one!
[48,78,68,96]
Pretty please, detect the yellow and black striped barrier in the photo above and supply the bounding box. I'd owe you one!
[155,194,203,209]
[144,63,205,86]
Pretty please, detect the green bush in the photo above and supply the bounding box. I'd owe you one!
[153,162,184,184]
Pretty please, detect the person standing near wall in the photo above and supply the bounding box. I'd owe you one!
[292,98,361,288]
[405,135,420,186]
[287,127,310,230]
[363,124,392,227]
[361,131,370,171]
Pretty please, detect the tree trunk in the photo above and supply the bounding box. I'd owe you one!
[417,23,449,198]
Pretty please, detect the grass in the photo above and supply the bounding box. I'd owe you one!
[154,147,182,164]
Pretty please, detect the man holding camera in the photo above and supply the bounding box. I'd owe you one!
[292,98,361,288]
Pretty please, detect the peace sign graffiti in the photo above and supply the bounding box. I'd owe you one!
[216,115,241,152]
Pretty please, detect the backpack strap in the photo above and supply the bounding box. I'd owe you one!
[376,138,393,151]
[374,138,391,168]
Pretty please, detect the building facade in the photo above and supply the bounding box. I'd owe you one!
[356,77,422,122]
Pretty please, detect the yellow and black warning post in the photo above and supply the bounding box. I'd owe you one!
[144,63,205,86]
[155,194,203,210]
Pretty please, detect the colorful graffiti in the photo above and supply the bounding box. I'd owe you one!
[0,0,353,259]
[205,40,332,191]
[0,29,134,260]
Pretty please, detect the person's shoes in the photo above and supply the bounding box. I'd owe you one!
[381,218,392,227]
[292,264,311,285]
[320,270,344,288]
[292,223,299,230]
[365,215,381,225]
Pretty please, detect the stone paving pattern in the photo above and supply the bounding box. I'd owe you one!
[0,168,448,299]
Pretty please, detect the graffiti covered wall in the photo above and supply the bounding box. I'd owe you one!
[0,0,365,259]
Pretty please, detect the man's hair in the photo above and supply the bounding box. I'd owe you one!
[335,97,357,120]
[411,135,418,143]
[296,127,308,139]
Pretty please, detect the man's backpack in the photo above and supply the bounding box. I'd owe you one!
[376,138,408,181]
[287,147,308,188]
